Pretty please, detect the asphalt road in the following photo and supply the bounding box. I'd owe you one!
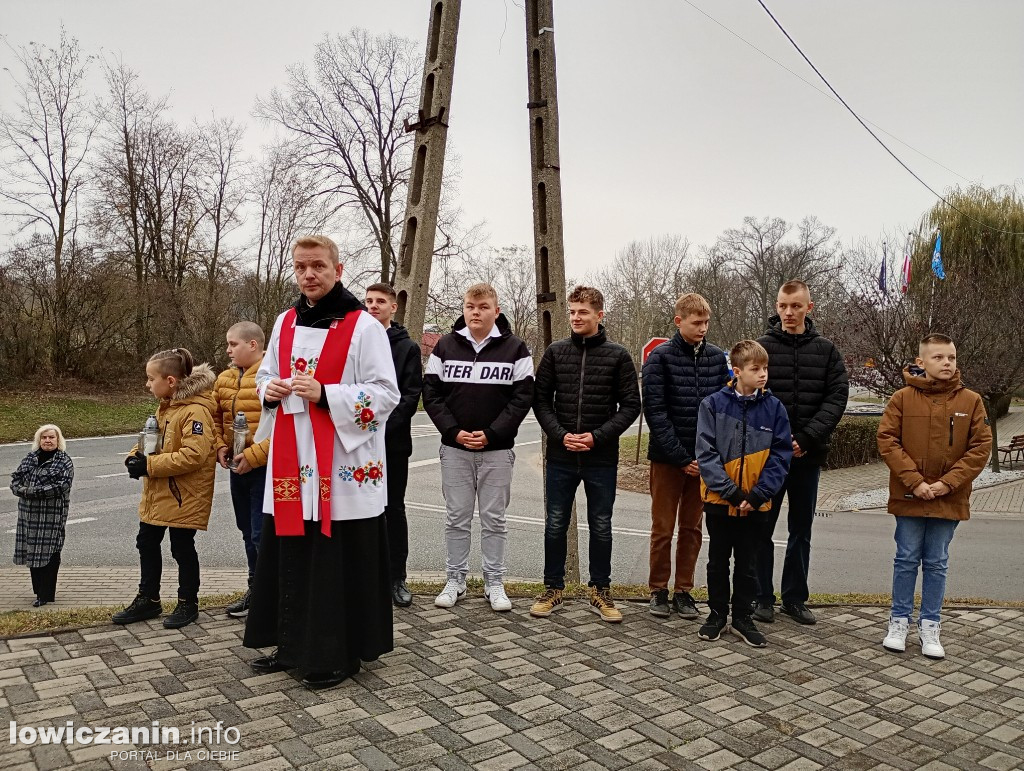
[2,417,1022,602]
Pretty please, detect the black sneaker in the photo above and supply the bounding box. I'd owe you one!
[112,594,162,625]
[649,589,670,618]
[781,603,817,625]
[672,592,700,619]
[226,589,251,619]
[752,602,775,624]
[162,600,199,629]
[731,615,768,647]
[698,611,728,641]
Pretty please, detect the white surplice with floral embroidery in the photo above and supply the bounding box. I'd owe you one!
[254,309,399,522]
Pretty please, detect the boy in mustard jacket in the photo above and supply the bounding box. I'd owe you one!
[213,321,270,618]
[877,333,991,659]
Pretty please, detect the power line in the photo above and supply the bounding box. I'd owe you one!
[678,0,974,184]
[754,0,1024,236]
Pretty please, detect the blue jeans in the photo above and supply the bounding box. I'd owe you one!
[230,465,267,580]
[891,516,959,623]
[755,457,820,606]
[544,461,616,589]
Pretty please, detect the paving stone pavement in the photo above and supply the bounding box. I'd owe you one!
[2,597,1023,771]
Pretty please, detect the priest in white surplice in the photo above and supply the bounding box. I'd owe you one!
[243,234,399,690]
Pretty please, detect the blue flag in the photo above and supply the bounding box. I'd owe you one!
[931,231,946,280]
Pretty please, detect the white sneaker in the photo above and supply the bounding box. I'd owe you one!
[919,619,945,659]
[434,578,466,608]
[485,582,512,612]
[882,616,910,652]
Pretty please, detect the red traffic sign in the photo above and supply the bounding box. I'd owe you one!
[642,337,669,364]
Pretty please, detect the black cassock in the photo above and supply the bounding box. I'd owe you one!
[243,512,393,672]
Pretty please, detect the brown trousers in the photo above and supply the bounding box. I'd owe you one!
[649,462,704,593]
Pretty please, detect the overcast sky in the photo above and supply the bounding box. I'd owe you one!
[3,1,1022,277]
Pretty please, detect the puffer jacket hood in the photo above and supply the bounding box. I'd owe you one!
[213,358,270,468]
[387,323,411,344]
[876,364,991,521]
[902,364,962,395]
[138,363,217,530]
[451,312,513,339]
[765,314,821,344]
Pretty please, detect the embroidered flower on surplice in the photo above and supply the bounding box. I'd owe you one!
[353,391,379,432]
[299,464,315,484]
[291,355,319,378]
[338,459,384,488]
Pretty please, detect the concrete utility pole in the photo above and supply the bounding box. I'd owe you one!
[525,0,578,583]
[394,0,463,340]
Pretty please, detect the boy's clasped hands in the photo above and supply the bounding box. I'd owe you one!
[563,432,594,452]
[913,480,952,500]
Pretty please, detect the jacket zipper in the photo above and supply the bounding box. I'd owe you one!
[949,416,954,447]
[694,347,701,398]
[576,346,588,468]
[230,367,242,444]
[737,400,749,510]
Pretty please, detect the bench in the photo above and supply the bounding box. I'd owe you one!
[998,434,1024,467]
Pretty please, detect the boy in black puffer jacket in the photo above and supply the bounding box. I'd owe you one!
[530,286,641,622]
[365,283,423,609]
[643,293,730,620]
[752,280,848,626]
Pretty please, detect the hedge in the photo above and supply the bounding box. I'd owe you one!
[621,415,882,471]
[824,416,882,470]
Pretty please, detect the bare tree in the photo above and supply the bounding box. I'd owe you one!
[93,59,167,357]
[709,216,842,334]
[256,29,420,283]
[592,235,691,363]
[0,30,98,372]
[192,116,246,360]
[244,142,332,331]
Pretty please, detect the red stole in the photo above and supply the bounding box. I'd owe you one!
[271,308,361,537]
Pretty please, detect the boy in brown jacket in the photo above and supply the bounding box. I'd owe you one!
[876,333,991,660]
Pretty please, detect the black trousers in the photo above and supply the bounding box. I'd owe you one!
[136,521,200,602]
[384,448,410,581]
[30,551,61,602]
[754,457,821,605]
[705,513,759,619]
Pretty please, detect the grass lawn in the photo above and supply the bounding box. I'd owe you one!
[3,581,1020,638]
[619,432,650,465]
[0,392,157,444]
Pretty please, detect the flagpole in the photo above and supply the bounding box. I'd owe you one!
[927,228,941,330]
[928,274,936,330]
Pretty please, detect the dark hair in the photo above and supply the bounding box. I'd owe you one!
[568,285,604,312]
[366,282,397,301]
[149,347,194,378]
[920,333,955,347]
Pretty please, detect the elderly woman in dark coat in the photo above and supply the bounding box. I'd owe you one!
[11,424,75,607]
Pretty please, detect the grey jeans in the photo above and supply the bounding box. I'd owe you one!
[439,444,515,583]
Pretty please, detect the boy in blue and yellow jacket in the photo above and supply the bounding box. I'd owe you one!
[696,340,793,647]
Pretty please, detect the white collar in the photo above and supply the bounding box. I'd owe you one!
[458,324,501,344]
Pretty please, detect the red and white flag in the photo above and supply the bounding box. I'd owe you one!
[900,250,912,294]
